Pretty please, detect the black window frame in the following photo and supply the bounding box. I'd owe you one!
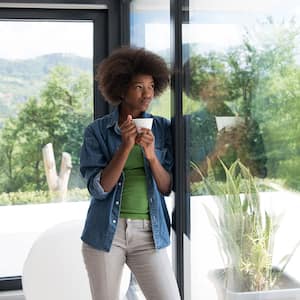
[170,0,190,299]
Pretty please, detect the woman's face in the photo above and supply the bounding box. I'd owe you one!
[122,74,154,114]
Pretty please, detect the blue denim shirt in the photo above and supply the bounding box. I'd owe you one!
[80,108,174,252]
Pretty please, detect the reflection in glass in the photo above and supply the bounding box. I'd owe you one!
[185,51,268,191]
[129,1,172,299]
[130,0,171,119]
[184,2,300,299]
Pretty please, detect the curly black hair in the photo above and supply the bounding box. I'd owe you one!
[95,46,170,105]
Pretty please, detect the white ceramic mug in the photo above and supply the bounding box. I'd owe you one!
[132,118,153,133]
[215,116,244,131]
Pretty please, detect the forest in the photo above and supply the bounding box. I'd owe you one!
[0,64,92,204]
[153,19,300,192]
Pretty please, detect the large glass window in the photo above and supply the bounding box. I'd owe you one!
[129,1,173,299]
[0,20,93,279]
[130,0,171,119]
[184,1,300,299]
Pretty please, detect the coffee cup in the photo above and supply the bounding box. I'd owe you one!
[215,116,244,131]
[132,118,153,133]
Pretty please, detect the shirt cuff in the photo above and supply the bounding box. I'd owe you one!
[92,171,109,199]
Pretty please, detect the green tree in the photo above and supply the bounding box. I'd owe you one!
[186,19,300,191]
[226,20,300,189]
[0,118,21,192]
[0,65,92,193]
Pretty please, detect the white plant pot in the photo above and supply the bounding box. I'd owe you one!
[209,268,300,300]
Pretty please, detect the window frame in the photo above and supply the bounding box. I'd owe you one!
[170,0,190,299]
[0,3,121,291]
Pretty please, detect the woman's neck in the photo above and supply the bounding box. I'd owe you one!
[119,105,143,123]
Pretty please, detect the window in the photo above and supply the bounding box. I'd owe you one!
[184,0,300,298]
[130,0,171,119]
[129,2,173,299]
[0,7,107,290]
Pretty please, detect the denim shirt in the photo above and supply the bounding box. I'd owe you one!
[80,108,174,252]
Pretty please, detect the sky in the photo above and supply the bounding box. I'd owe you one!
[143,0,300,54]
[1,1,300,60]
[0,21,93,60]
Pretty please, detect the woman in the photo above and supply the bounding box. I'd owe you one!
[80,47,181,300]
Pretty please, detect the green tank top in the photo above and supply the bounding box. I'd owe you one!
[120,145,149,220]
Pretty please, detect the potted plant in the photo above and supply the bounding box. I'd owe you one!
[191,159,300,300]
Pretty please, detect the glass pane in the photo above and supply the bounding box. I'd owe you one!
[184,1,300,299]
[130,1,172,299]
[130,0,171,119]
[0,21,93,277]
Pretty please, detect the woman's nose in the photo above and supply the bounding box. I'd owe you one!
[143,87,153,98]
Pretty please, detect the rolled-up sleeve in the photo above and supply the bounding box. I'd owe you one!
[92,171,109,197]
[80,126,109,200]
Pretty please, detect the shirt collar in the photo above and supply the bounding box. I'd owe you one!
[106,107,119,129]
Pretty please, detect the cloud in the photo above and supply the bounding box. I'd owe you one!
[0,21,93,59]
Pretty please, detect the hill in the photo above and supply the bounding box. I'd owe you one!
[0,53,92,122]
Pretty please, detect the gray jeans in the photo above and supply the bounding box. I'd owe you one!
[82,218,181,300]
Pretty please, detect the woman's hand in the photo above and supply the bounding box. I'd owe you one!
[214,129,234,157]
[215,124,247,156]
[136,128,171,195]
[136,128,155,161]
[100,115,136,192]
[120,115,137,150]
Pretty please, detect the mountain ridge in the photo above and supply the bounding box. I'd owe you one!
[0,53,92,78]
[0,53,92,121]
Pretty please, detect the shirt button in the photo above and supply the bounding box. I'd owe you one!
[116,201,119,205]
[118,182,122,186]
[149,198,153,203]
[112,219,116,224]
